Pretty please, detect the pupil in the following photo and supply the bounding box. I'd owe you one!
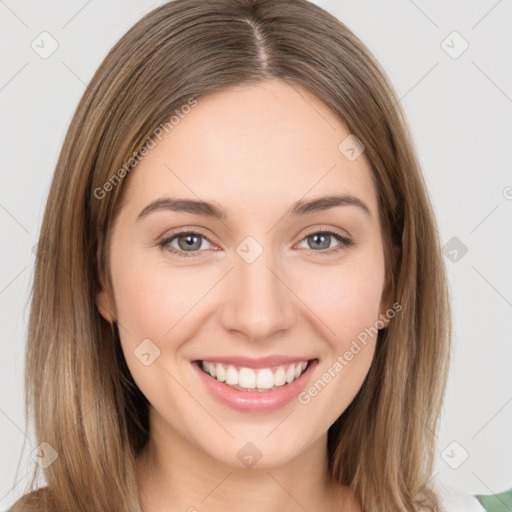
[180,234,200,250]
[311,234,329,250]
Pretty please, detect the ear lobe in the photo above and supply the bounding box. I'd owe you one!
[96,248,116,323]
[96,288,115,323]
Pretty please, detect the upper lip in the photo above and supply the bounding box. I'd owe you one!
[194,355,316,369]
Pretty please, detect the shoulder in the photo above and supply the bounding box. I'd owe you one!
[5,488,51,512]
[474,487,512,512]
[435,482,486,512]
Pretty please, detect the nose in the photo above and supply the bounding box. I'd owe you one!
[218,248,297,342]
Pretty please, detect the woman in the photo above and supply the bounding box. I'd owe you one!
[10,0,487,510]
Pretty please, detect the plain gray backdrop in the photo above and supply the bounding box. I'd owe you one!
[1,0,511,509]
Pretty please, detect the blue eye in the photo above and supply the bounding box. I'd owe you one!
[297,230,352,255]
[158,231,213,257]
[158,229,352,258]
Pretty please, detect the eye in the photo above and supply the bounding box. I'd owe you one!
[158,228,353,258]
[158,230,215,257]
[296,229,353,255]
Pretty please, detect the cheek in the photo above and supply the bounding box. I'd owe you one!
[111,250,206,342]
[292,257,386,345]
[112,238,386,351]
[108,234,387,453]
[109,249,221,395]
[109,250,204,407]
[291,259,385,424]
[329,272,379,328]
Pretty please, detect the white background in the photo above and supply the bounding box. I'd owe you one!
[1,0,511,509]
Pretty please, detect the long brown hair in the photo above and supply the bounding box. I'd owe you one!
[12,0,450,510]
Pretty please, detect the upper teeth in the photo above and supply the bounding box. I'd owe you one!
[201,360,308,390]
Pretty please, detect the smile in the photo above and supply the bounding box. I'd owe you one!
[200,360,309,391]
[192,357,318,413]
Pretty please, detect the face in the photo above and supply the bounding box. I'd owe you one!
[97,79,392,468]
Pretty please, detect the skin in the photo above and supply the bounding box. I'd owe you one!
[97,78,393,512]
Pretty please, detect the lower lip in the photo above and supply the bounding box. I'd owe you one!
[192,360,318,413]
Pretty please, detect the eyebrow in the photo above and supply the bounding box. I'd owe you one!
[136,194,371,221]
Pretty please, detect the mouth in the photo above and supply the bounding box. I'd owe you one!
[199,359,311,391]
[191,357,318,413]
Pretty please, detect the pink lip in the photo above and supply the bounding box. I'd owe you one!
[192,358,318,413]
[195,355,312,370]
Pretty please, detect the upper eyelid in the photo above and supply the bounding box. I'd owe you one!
[300,225,351,240]
[161,227,218,247]
[160,226,351,250]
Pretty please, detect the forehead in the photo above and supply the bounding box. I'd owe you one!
[120,79,378,219]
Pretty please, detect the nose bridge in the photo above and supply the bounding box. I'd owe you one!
[219,239,296,340]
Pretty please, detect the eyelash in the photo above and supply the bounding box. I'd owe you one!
[157,228,353,258]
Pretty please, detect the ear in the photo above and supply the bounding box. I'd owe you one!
[96,247,116,323]
[377,243,401,329]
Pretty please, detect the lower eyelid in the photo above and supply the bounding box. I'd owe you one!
[159,230,352,257]
[160,233,214,253]
[297,232,348,247]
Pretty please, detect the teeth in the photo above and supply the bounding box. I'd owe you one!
[274,367,286,386]
[225,366,238,386]
[285,365,295,383]
[239,368,256,389]
[215,363,226,382]
[256,368,274,389]
[201,361,215,378]
[200,360,309,391]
